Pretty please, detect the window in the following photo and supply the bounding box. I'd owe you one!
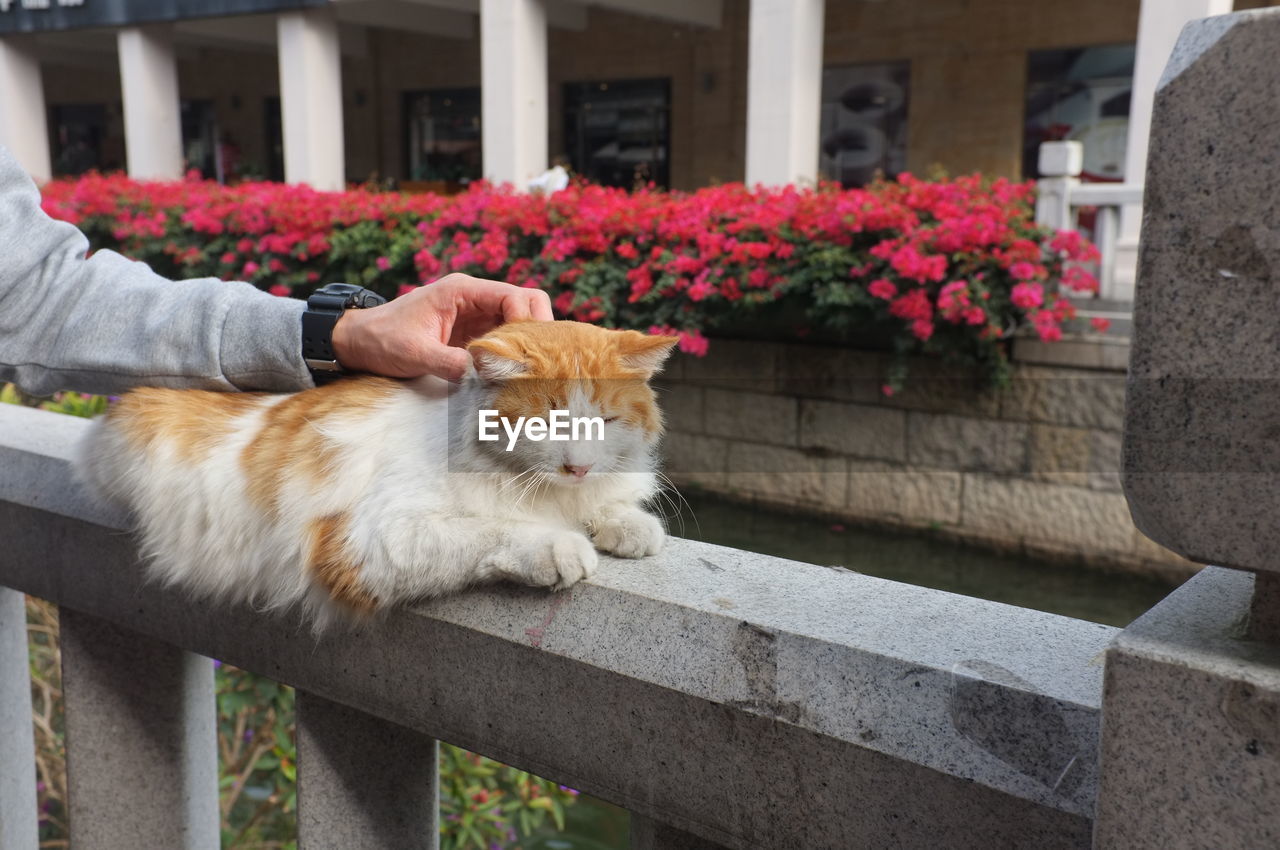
[403,88,481,185]
[1024,45,1135,180]
[819,62,910,187]
[49,103,120,176]
[564,78,670,189]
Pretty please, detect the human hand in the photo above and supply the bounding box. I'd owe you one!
[330,273,553,382]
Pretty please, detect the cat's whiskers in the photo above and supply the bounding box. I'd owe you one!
[654,470,699,538]
[496,466,540,498]
[513,469,551,508]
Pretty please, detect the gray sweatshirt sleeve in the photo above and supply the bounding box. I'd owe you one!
[0,145,314,396]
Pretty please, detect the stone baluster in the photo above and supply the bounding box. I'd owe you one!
[0,588,38,849]
[296,690,439,849]
[1106,8,1280,846]
[59,607,219,850]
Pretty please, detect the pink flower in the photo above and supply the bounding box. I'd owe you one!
[687,278,716,302]
[868,279,897,300]
[1010,282,1044,310]
[910,319,934,341]
[397,284,417,298]
[889,289,932,322]
[376,256,391,271]
[242,261,260,277]
[553,291,576,315]
[1010,261,1040,281]
[1090,317,1111,333]
[268,283,290,297]
[1032,310,1063,342]
[1062,266,1099,293]
[677,330,709,356]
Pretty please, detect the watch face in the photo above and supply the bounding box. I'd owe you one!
[318,283,364,298]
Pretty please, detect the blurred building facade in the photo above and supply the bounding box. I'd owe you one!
[0,0,1266,192]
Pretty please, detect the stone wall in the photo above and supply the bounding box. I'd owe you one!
[658,338,1192,577]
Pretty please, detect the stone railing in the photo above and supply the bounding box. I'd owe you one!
[0,401,1112,849]
[9,8,1280,848]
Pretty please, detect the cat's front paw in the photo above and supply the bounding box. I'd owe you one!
[511,530,598,590]
[590,508,665,559]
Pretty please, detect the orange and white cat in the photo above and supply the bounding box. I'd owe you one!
[78,321,677,628]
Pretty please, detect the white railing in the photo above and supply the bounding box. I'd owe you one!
[1035,141,1144,302]
[0,403,1112,849]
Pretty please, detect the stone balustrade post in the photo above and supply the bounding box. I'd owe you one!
[296,690,440,849]
[1105,8,1280,846]
[0,587,38,849]
[59,607,219,850]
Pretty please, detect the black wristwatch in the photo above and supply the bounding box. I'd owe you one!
[302,283,387,384]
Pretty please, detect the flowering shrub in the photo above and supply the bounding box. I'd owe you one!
[43,172,1102,386]
[41,172,1100,389]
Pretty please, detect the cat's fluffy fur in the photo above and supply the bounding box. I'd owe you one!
[78,320,677,628]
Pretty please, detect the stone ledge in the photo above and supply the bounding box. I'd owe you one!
[0,404,1108,845]
[1012,333,1130,373]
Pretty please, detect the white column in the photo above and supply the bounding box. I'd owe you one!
[118,26,184,180]
[277,7,345,191]
[1114,0,1232,298]
[480,0,547,186]
[745,0,825,187]
[0,38,52,183]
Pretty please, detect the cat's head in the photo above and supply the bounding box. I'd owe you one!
[464,321,677,485]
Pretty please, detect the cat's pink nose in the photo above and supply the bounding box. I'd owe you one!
[562,464,593,479]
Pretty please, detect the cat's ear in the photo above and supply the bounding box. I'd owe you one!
[617,331,679,377]
[468,338,528,381]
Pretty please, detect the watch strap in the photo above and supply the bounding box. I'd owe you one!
[303,284,386,384]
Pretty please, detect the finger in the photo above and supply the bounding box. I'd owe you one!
[419,342,472,383]
[524,287,553,321]
[454,279,553,323]
[496,287,554,323]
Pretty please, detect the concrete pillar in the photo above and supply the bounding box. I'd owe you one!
[0,38,51,183]
[0,589,38,850]
[277,7,345,191]
[60,608,219,850]
[117,26,184,180]
[744,0,825,187]
[480,0,547,186]
[1113,0,1232,298]
[296,690,439,849]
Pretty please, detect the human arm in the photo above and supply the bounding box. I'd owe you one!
[0,145,313,396]
[0,144,553,395]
